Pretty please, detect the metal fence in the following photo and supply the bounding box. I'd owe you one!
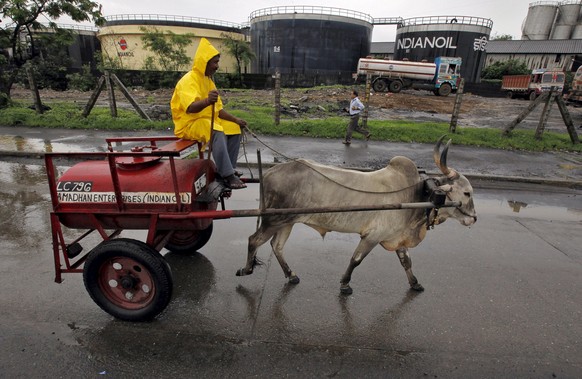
[104,14,243,29]
[399,15,493,29]
[249,6,374,24]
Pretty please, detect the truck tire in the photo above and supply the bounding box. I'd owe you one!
[372,78,388,93]
[529,91,537,101]
[437,83,452,97]
[389,80,403,93]
[506,91,514,99]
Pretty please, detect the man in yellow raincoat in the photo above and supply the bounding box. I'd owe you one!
[171,38,247,189]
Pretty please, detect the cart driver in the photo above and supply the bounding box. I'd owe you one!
[171,38,247,189]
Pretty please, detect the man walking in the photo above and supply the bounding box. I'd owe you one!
[343,90,371,145]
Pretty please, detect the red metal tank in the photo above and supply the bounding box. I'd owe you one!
[55,157,217,231]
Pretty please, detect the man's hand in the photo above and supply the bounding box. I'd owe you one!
[207,90,219,104]
[236,118,248,128]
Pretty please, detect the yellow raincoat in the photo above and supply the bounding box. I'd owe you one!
[171,38,240,144]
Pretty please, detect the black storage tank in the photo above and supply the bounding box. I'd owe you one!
[394,16,492,83]
[250,6,373,75]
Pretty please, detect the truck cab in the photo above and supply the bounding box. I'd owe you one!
[434,57,462,96]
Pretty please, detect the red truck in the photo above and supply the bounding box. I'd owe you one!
[502,69,565,101]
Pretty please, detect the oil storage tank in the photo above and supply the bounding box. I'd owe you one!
[393,16,492,83]
[249,6,373,76]
[550,1,581,39]
[521,1,559,40]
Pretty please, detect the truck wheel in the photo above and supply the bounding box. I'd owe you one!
[83,238,173,321]
[165,223,213,253]
[372,78,388,92]
[438,83,452,97]
[506,91,514,99]
[389,80,403,93]
[529,91,537,101]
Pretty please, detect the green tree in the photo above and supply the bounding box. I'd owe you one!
[481,59,530,80]
[0,0,105,107]
[220,32,254,86]
[491,33,514,41]
[139,26,194,71]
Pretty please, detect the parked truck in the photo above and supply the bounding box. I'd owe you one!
[501,68,565,101]
[564,65,582,106]
[356,56,462,96]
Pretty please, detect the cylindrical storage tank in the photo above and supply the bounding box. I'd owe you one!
[521,1,558,40]
[55,158,217,231]
[97,14,245,72]
[572,24,582,39]
[249,6,373,75]
[550,1,581,39]
[393,16,492,83]
[551,24,573,39]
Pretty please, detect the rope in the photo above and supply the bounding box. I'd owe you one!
[243,124,424,195]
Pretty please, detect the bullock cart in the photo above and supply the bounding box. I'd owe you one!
[45,136,460,321]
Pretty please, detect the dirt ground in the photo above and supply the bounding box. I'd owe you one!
[9,85,582,133]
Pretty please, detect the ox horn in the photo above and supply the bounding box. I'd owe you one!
[433,135,456,178]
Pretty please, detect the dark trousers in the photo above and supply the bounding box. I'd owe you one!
[345,114,369,142]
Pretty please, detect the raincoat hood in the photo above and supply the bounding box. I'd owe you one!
[192,38,220,75]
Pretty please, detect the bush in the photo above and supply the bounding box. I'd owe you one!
[66,65,98,91]
[481,59,530,80]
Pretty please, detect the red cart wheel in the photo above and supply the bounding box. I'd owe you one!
[165,223,213,253]
[83,238,173,321]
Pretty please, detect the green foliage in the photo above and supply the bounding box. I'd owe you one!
[1,95,579,153]
[0,0,104,99]
[481,59,530,80]
[66,64,97,91]
[220,33,255,86]
[139,27,195,71]
[491,33,514,41]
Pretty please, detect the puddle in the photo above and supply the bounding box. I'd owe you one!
[476,197,581,222]
[0,134,110,153]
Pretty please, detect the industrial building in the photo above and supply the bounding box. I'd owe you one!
[20,1,582,86]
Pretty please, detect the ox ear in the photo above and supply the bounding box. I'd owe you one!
[438,184,453,192]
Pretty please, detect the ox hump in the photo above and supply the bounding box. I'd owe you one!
[266,158,420,194]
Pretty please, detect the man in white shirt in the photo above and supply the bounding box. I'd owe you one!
[343,90,371,145]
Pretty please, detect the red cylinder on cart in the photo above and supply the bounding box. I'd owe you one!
[55,157,217,231]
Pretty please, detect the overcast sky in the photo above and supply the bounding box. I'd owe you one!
[61,0,532,41]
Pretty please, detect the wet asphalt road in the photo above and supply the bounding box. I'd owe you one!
[0,158,581,378]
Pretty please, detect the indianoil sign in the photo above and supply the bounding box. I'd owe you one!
[394,31,489,83]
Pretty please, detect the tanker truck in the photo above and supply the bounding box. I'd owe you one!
[565,66,582,105]
[356,56,462,96]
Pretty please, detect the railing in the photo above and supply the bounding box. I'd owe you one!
[249,6,374,24]
[373,17,404,25]
[399,15,493,29]
[4,22,98,32]
[104,14,243,29]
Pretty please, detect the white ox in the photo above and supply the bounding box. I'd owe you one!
[236,137,477,294]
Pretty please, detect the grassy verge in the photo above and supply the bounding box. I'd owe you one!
[1,100,580,153]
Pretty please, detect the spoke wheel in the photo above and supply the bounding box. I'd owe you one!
[83,238,173,321]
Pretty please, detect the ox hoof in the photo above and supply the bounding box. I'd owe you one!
[410,283,425,292]
[340,285,353,295]
[236,268,252,276]
[288,274,300,284]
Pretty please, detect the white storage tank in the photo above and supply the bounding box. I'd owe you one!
[550,1,582,39]
[521,1,558,40]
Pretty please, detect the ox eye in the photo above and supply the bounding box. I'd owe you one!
[464,192,471,197]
